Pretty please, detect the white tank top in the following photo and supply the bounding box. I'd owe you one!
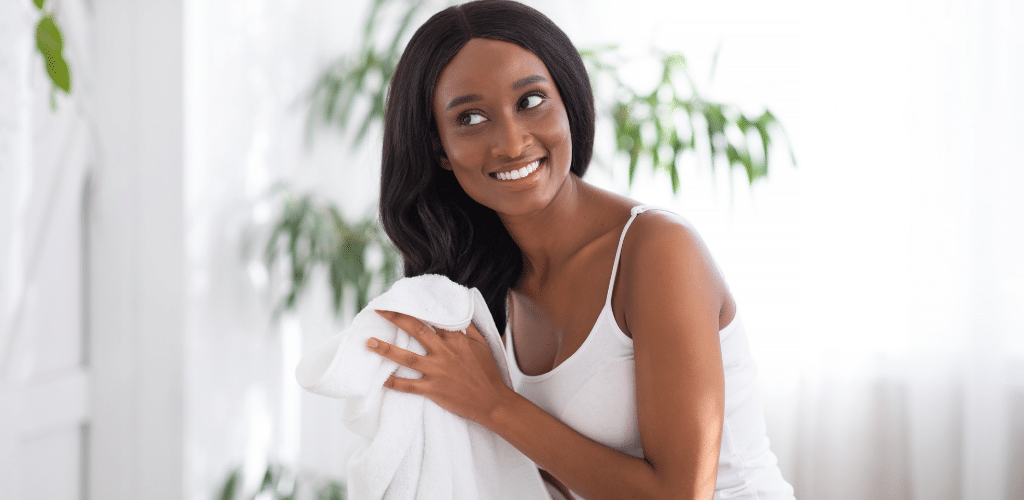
[503,206,795,500]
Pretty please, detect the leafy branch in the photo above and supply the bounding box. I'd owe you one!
[262,0,427,318]
[31,0,72,109]
[303,0,428,146]
[261,185,402,316]
[582,47,794,190]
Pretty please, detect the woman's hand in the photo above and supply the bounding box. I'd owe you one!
[366,310,513,424]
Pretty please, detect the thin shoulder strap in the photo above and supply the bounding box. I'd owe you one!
[605,205,671,306]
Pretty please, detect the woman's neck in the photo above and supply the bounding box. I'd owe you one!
[498,174,600,282]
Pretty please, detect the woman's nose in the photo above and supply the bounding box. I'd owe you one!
[492,117,532,159]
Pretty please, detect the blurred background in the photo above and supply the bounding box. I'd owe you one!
[1,0,1022,499]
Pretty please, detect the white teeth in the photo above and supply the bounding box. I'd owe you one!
[496,159,541,181]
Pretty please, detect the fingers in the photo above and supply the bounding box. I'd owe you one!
[376,310,444,351]
[366,336,427,371]
[376,309,489,342]
[383,374,426,395]
[376,310,476,344]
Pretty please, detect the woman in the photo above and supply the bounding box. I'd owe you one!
[368,1,795,498]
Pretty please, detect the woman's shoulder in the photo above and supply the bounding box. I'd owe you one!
[579,184,718,282]
[623,207,704,258]
[613,207,736,338]
[618,206,729,307]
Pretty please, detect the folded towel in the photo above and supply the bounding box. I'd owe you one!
[296,274,550,500]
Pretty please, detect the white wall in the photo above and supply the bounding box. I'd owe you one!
[1,1,92,498]
[89,0,186,499]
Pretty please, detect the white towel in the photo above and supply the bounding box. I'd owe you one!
[295,274,550,500]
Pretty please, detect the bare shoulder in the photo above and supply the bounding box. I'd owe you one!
[617,209,734,333]
[620,210,716,277]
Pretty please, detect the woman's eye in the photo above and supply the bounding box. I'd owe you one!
[520,94,543,109]
[460,113,485,126]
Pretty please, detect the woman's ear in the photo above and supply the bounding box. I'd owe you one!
[431,132,452,170]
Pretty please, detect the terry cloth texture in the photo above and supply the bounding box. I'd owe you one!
[296,274,550,500]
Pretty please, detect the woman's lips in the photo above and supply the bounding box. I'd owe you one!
[491,158,543,181]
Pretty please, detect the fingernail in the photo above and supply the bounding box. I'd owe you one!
[374,310,389,318]
[366,338,379,348]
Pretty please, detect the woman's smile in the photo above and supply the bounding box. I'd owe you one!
[491,157,544,182]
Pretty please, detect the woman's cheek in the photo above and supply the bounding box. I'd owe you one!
[446,134,488,170]
[539,112,572,170]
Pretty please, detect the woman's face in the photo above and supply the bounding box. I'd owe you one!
[432,38,573,217]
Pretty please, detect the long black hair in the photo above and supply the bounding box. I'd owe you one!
[379,0,595,331]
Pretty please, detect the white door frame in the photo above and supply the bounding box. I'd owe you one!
[88,0,186,499]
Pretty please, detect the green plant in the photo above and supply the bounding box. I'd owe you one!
[262,184,402,315]
[582,47,794,190]
[304,0,427,147]
[31,0,72,109]
[260,0,422,318]
[217,463,345,500]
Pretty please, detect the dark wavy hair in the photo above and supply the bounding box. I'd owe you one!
[379,0,595,331]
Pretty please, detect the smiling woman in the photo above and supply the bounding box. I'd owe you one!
[379,0,596,330]
[373,1,795,499]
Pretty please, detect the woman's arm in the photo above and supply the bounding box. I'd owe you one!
[367,216,726,500]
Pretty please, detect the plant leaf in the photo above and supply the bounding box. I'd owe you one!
[35,16,72,94]
[217,467,241,500]
[257,465,275,493]
[45,53,72,93]
[35,16,63,53]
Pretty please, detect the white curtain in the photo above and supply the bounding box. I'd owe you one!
[785,1,1023,497]
[635,0,1024,498]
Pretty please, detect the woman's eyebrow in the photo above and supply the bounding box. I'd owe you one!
[511,74,547,90]
[445,75,549,111]
[446,94,483,111]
